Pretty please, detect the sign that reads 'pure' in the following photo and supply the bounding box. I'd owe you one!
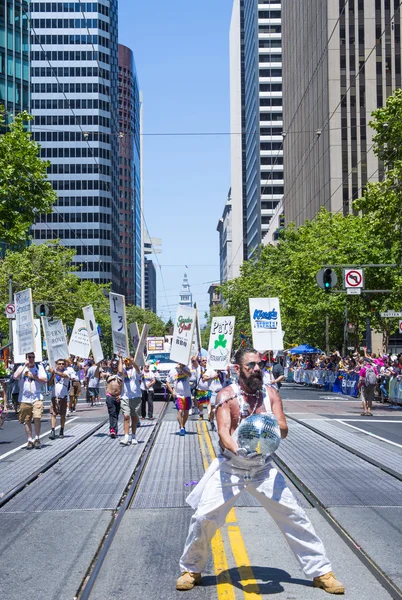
[207,316,235,370]
[170,305,196,365]
[249,298,284,351]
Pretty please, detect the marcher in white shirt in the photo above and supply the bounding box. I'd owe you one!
[48,358,72,440]
[140,363,156,420]
[14,352,47,449]
[120,357,142,446]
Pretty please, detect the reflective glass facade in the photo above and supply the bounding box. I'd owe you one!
[30,0,121,289]
[118,43,142,306]
[0,0,30,114]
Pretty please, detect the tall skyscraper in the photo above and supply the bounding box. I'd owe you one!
[217,188,233,283]
[30,1,120,289]
[0,0,30,115]
[282,1,398,226]
[229,0,283,267]
[118,43,142,305]
[179,273,192,308]
[144,257,156,314]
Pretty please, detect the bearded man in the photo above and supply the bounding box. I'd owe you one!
[176,348,344,595]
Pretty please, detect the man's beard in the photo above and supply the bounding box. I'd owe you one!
[239,367,263,393]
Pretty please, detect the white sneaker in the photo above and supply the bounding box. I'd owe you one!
[120,435,131,446]
[189,408,193,416]
[66,410,71,417]
[131,436,138,445]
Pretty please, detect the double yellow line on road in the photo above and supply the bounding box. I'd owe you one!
[197,421,261,600]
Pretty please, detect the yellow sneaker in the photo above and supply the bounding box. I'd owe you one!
[176,571,202,591]
[313,571,345,594]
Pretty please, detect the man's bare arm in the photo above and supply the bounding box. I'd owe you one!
[216,388,237,453]
[266,385,288,438]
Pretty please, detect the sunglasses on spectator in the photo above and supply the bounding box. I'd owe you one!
[242,361,266,370]
[27,355,35,359]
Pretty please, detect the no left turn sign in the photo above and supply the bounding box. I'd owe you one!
[344,268,364,289]
[5,303,16,318]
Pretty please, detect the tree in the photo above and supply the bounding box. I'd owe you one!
[125,305,166,337]
[164,317,174,335]
[0,111,56,246]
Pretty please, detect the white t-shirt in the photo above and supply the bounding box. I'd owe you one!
[209,371,227,394]
[122,368,141,399]
[196,367,218,392]
[167,368,191,398]
[87,366,100,388]
[262,368,275,386]
[18,364,47,404]
[141,370,156,392]
[51,370,71,398]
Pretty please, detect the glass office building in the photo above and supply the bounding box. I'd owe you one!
[30,0,121,289]
[0,0,30,115]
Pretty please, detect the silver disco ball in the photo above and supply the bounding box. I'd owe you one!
[237,414,281,458]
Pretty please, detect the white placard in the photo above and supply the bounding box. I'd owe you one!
[42,317,69,367]
[12,319,42,363]
[68,318,91,359]
[170,305,197,365]
[249,298,284,352]
[207,316,236,370]
[109,292,129,357]
[134,324,149,367]
[14,288,35,355]
[83,305,104,364]
[129,322,140,355]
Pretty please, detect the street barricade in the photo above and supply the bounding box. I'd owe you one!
[285,367,360,397]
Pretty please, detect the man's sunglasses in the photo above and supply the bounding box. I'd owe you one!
[243,360,266,370]
[27,355,35,359]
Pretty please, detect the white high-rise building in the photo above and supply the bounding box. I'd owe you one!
[229,0,283,269]
[30,1,121,289]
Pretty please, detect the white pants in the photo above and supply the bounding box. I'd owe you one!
[180,460,332,579]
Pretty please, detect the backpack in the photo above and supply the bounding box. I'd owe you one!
[364,367,377,387]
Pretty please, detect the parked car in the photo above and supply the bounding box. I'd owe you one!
[146,352,177,398]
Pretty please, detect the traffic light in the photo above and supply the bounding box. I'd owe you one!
[323,269,333,292]
[39,304,46,316]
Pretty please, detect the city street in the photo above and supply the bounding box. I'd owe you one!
[1,383,401,600]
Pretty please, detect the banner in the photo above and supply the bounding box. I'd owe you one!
[134,324,149,367]
[42,317,69,367]
[128,322,140,355]
[82,305,104,364]
[14,288,35,355]
[68,318,91,359]
[207,316,236,370]
[12,319,42,364]
[170,305,196,365]
[109,292,129,357]
[249,297,284,352]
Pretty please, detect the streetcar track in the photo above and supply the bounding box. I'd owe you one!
[0,418,108,509]
[286,414,402,481]
[271,424,402,600]
[76,400,170,600]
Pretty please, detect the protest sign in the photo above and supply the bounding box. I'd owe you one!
[42,317,69,367]
[249,297,284,351]
[170,305,196,365]
[82,305,104,364]
[68,318,91,359]
[129,322,140,355]
[134,324,149,367]
[12,319,42,363]
[207,316,236,369]
[14,288,35,355]
[109,292,129,357]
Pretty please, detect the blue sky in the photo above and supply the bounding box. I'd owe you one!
[118,0,233,322]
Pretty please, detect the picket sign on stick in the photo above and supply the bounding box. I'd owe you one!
[249,297,284,352]
[170,305,197,365]
[134,324,149,367]
[109,292,129,357]
[41,317,69,367]
[193,302,202,354]
[68,318,91,359]
[82,305,104,364]
[14,288,35,355]
[128,322,140,355]
[12,319,42,363]
[207,316,236,370]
